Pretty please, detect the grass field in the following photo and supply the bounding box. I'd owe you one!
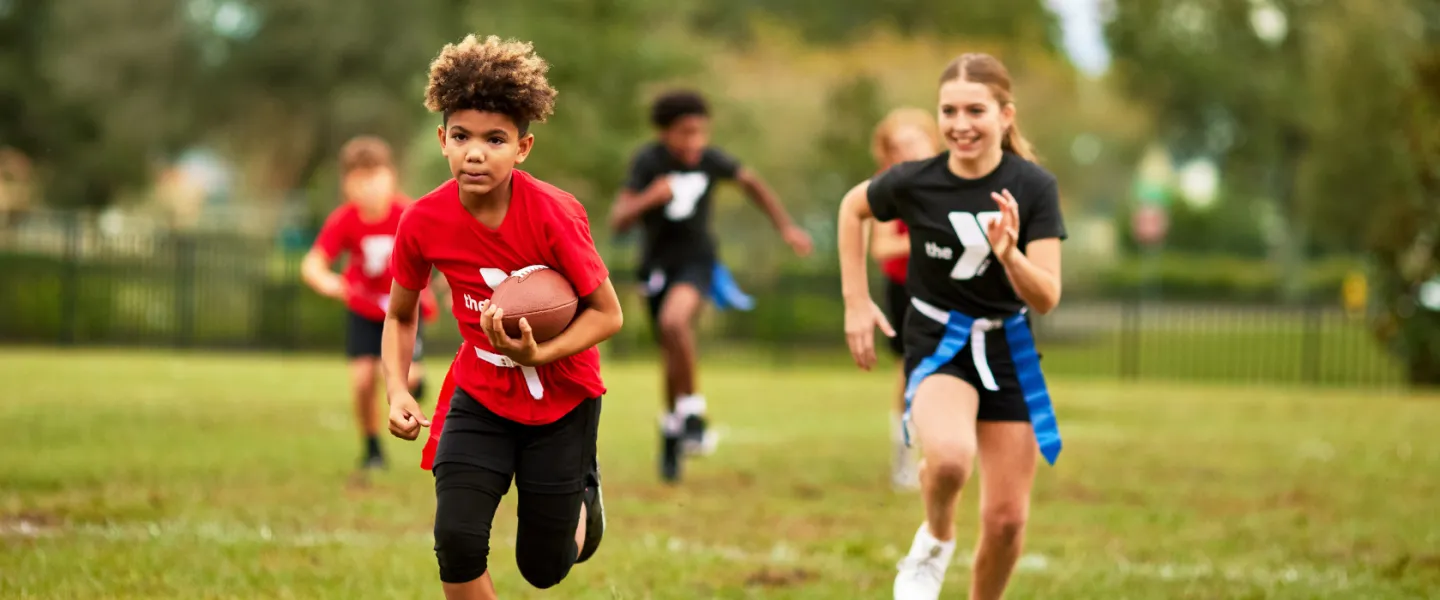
[2,349,1437,599]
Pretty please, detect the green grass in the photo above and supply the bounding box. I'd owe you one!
[2,349,1437,599]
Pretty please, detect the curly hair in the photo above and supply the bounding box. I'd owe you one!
[649,89,709,129]
[424,35,557,135]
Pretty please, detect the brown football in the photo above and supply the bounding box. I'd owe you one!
[489,265,579,343]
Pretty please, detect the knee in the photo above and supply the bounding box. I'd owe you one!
[980,502,1029,543]
[515,542,575,589]
[433,519,490,584]
[656,312,690,343]
[923,447,975,488]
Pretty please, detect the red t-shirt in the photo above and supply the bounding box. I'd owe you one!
[880,221,909,284]
[313,198,439,322]
[391,170,610,431]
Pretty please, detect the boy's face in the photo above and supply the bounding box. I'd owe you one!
[659,114,709,168]
[437,109,533,198]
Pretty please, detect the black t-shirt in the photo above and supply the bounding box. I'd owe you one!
[868,151,1066,318]
[623,142,742,271]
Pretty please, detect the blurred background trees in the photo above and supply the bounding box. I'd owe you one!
[1,0,1436,383]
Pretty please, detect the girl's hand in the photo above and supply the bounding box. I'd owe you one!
[987,189,1021,263]
[845,298,896,371]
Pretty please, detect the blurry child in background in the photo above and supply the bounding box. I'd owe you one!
[869,108,943,492]
[609,90,813,483]
[301,136,443,472]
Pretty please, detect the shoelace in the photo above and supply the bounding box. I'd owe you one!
[898,545,947,586]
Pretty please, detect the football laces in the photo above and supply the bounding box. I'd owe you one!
[510,265,550,278]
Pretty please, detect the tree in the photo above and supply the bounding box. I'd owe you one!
[1299,0,1440,385]
[450,0,703,208]
[0,0,199,207]
[1106,0,1440,385]
[188,0,458,217]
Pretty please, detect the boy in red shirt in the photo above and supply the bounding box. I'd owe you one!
[380,35,623,598]
[301,136,442,472]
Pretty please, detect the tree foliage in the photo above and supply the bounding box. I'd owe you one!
[1106,0,1440,383]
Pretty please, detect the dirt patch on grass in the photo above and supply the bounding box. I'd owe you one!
[745,567,817,588]
[1381,553,1440,580]
[0,510,62,538]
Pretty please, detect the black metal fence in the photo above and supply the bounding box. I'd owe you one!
[0,211,1406,388]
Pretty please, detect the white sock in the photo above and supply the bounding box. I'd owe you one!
[675,394,706,418]
[660,412,684,436]
[911,522,957,557]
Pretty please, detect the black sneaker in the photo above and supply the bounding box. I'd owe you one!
[681,413,714,456]
[576,458,605,563]
[660,429,682,483]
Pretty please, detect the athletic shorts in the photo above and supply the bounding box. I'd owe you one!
[639,260,715,334]
[345,309,425,360]
[433,386,601,494]
[901,305,1033,422]
[431,388,601,585]
[882,278,910,358]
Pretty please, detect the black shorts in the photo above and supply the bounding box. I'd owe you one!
[902,308,1033,422]
[433,388,601,494]
[639,260,714,333]
[344,310,425,360]
[882,278,910,358]
[431,388,601,585]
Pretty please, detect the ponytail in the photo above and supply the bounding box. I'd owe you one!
[1002,118,1038,163]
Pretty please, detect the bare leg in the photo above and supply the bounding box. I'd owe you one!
[349,357,381,437]
[442,572,498,600]
[969,422,1038,600]
[656,283,703,411]
[574,501,587,557]
[893,374,979,599]
[911,375,980,540]
[408,362,426,394]
[892,365,920,490]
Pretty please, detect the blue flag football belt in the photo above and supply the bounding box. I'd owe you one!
[709,262,754,311]
[644,262,754,312]
[902,297,1063,465]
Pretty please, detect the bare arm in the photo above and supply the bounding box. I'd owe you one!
[531,278,625,366]
[300,248,345,300]
[609,180,669,233]
[838,180,875,305]
[738,167,812,255]
[736,167,797,231]
[999,238,1062,314]
[869,220,909,262]
[839,179,895,370]
[381,282,422,400]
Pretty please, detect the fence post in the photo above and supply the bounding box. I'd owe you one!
[59,212,80,346]
[772,272,795,369]
[1121,294,1140,380]
[1302,301,1322,385]
[285,251,301,351]
[173,233,196,348]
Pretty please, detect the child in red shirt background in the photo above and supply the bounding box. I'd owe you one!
[868,108,942,492]
[301,136,443,473]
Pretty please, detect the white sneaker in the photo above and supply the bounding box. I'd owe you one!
[894,523,955,600]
